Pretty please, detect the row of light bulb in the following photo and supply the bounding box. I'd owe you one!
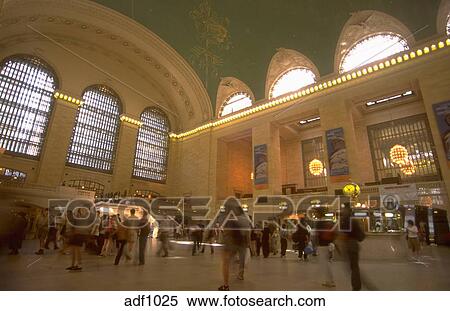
[169,38,450,140]
[53,91,84,106]
[120,115,143,127]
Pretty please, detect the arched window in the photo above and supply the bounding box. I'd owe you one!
[133,107,170,182]
[270,67,316,98]
[67,85,121,172]
[340,33,409,73]
[220,92,252,117]
[0,55,57,157]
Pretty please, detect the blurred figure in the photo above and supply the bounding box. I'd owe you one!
[34,209,48,255]
[100,215,117,256]
[66,208,92,271]
[280,223,288,258]
[126,209,139,261]
[254,226,262,256]
[261,226,271,258]
[292,219,310,261]
[138,211,151,265]
[202,222,219,254]
[44,219,58,250]
[406,220,420,260]
[156,215,171,257]
[218,216,251,290]
[271,227,280,255]
[191,223,202,256]
[8,211,28,255]
[338,205,375,291]
[114,217,129,265]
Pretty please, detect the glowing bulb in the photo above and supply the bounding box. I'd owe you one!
[409,51,416,59]
[438,41,445,48]
[424,47,430,54]
[417,49,423,56]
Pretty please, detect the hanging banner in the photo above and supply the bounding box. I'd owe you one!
[432,101,450,167]
[254,144,268,189]
[326,127,350,182]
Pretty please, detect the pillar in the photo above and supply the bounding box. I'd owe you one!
[36,99,78,187]
[110,121,139,194]
[252,122,282,196]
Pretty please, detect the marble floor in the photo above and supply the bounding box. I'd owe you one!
[0,239,449,291]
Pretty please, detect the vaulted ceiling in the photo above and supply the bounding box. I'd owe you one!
[93,0,442,109]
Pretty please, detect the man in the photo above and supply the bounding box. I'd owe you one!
[9,212,28,255]
[138,211,151,265]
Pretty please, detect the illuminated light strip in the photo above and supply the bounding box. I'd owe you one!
[53,91,83,106]
[169,38,450,140]
[299,116,320,125]
[366,90,414,107]
[120,114,143,127]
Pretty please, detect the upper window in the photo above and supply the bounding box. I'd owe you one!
[270,68,316,98]
[340,33,409,73]
[220,92,252,117]
[67,85,121,172]
[0,55,57,157]
[133,107,170,182]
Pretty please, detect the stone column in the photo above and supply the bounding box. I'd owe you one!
[110,121,139,195]
[419,70,450,201]
[36,99,78,187]
[252,122,282,196]
[319,99,363,193]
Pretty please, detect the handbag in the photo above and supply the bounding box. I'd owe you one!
[304,242,314,255]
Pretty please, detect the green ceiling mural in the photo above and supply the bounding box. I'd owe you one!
[93,0,441,109]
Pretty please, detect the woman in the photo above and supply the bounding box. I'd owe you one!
[406,220,420,260]
[66,209,92,271]
[34,209,48,255]
[100,215,117,256]
[271,228,280,255]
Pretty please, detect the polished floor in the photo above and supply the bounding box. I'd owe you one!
[0,239,449,291]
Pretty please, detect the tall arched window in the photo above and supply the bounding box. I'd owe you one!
[270,67,316,98]
[0,55,57,157]
[340,33,409,73]
[133,107,170,182]
[220,92,252,117]
[67,85,121,172]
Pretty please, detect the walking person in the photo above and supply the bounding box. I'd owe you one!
[114,218,129,265]
[66,208,92,271]
[202,223,219,254]
[156,215,171,257]
[126,209,139,261]
[138,211,151,265]
[218,200,251,291]
[280,224,288,258]
[261,226,271,258]
[8,211,28,255]
[271,228,280,255]
[292,219,310,261]
[254,226,262,256]
[34,209,48,255]
[406,220,420,260]
[100,215,117,256]
[191,224,202,256]
[44,220,59,250]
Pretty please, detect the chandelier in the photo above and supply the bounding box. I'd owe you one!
[309,159,324,176]
[389,144,408,165]
[400,161,416,175]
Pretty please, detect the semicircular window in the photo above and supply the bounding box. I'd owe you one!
[340,33,409,73]
[133,107,170,182]
[0,55,57,157]
[220,92,252,117]
[270,67,316,99]
[67,85,121,172]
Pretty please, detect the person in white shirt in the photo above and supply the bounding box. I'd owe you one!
[406,220,420,260]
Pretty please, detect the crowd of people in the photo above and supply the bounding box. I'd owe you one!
[1,200,428,291]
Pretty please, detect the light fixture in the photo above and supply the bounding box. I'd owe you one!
[53,91,83,107]
[308,159,324,176]
[120,115,143,127]
[250,172,254,180]
[400,160,416,175]
[390,144,408,165]
[278,201,288,211]
[366,90,414,107]
[242,204,248,212]
[299,116,320,126]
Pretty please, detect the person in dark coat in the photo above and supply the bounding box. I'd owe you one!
[9,212,28,255]
[138,211,151,265]
[261,226,271,258]
[293,219,310,261]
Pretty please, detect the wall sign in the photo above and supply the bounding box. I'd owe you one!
[254,144,268,189]
[433,101,450,166]
[326,127,350,182]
